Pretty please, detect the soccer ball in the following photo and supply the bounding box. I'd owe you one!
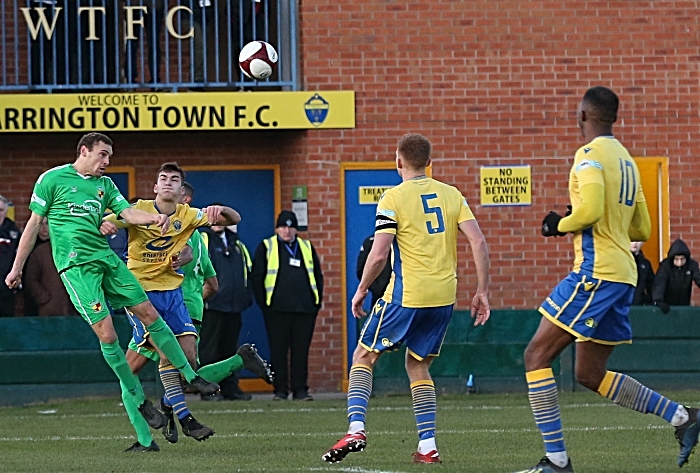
[238,41,278,80]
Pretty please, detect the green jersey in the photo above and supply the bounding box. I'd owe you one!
[181,230,216,322]
[29,164,130,272]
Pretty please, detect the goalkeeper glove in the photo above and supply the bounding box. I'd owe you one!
[541,211,567,237]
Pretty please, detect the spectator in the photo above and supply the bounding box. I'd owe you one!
[29,1,67,88]
[251,210,324,401]
[199,222,254,401]
[22,214,50,316]
[356,234,392,309]
[652,239,700,312]
[23,218,77,316]
[0,195,21,316]
[124,0,165,86]
[183,1,216,88]
[631,241,654,306]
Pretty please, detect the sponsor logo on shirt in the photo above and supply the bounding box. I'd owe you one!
[68,200,101,216]
[377,209,396,218]
[31,193,46,207]
[575,159,603,173]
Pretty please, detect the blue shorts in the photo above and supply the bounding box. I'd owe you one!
[126,288,197,349]
[539,272,634,345]
[359,299,453,360]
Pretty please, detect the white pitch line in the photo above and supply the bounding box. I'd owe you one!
[309,467,407,473]
[6,400,700,421]
[0,423,670,442]
[0,402,628,420]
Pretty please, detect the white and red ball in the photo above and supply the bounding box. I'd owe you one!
[238,41,278,80]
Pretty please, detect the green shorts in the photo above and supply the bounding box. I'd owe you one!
[127,338,160,362]
[59,254,149,325]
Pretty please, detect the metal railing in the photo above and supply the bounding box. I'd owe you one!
[0,0,298,92]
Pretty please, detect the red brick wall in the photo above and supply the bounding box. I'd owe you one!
[3,1,700,391]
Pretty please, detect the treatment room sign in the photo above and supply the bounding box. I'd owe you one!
[480,165,532,206]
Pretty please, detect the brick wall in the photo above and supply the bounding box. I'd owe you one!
[2,0,700,391]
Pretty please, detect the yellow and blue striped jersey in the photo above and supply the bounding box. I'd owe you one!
[375,177,475,308]
[104,200,210,291]
[568,136,645,286]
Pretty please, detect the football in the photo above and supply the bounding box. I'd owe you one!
[238,41,278,80]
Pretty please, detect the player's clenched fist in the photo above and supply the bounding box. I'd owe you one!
[203,205,224,226]
[153,213,170,234]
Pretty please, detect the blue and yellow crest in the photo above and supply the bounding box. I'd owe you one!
[173,220,182,231]
[304,93,329,127]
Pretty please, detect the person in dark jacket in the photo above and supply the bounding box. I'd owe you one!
[199,223,254,401]
[0,195,21,316]
[24,217,77,316]
[631,241,655,306]
[251,210,324,401]
[356,235,392,309]
[651,239,700,312]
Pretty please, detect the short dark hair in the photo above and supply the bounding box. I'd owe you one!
[582,86,619,123]
[77,132,112,156]
[397,133,431,169]
[157,162,185,182]
[182,182,194,198]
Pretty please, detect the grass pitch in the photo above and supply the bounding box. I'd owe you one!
[1,390,698,472]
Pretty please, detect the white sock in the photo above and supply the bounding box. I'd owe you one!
[417,437,437,454]
[348,421,365,434]
[547,451,569,468]
[672,405,689,427]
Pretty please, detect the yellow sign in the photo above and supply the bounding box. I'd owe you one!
[480,165,531,206]
[0,91,355,132]
[359,186,393,204]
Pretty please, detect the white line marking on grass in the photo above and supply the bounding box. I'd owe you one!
[0,424,670,442]
[7,400,700,420]
[309,467,407,473]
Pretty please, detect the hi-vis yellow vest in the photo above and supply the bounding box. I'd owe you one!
[262,236,319,306]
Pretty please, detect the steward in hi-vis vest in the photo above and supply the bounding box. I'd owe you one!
[251,210,324,401]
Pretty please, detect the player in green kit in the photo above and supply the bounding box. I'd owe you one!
[179,182,219,332]
[5,133,219,453]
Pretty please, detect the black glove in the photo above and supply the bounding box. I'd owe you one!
[654,301,670,314]
[541,212,567,237]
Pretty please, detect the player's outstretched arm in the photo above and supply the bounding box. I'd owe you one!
[557,183,604,233]
[628,200,651,242]
[119,207,170,235]
[203,205,241,226]
[352,232,393,318]
[5,212,43,289]
[458,219,491,326]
